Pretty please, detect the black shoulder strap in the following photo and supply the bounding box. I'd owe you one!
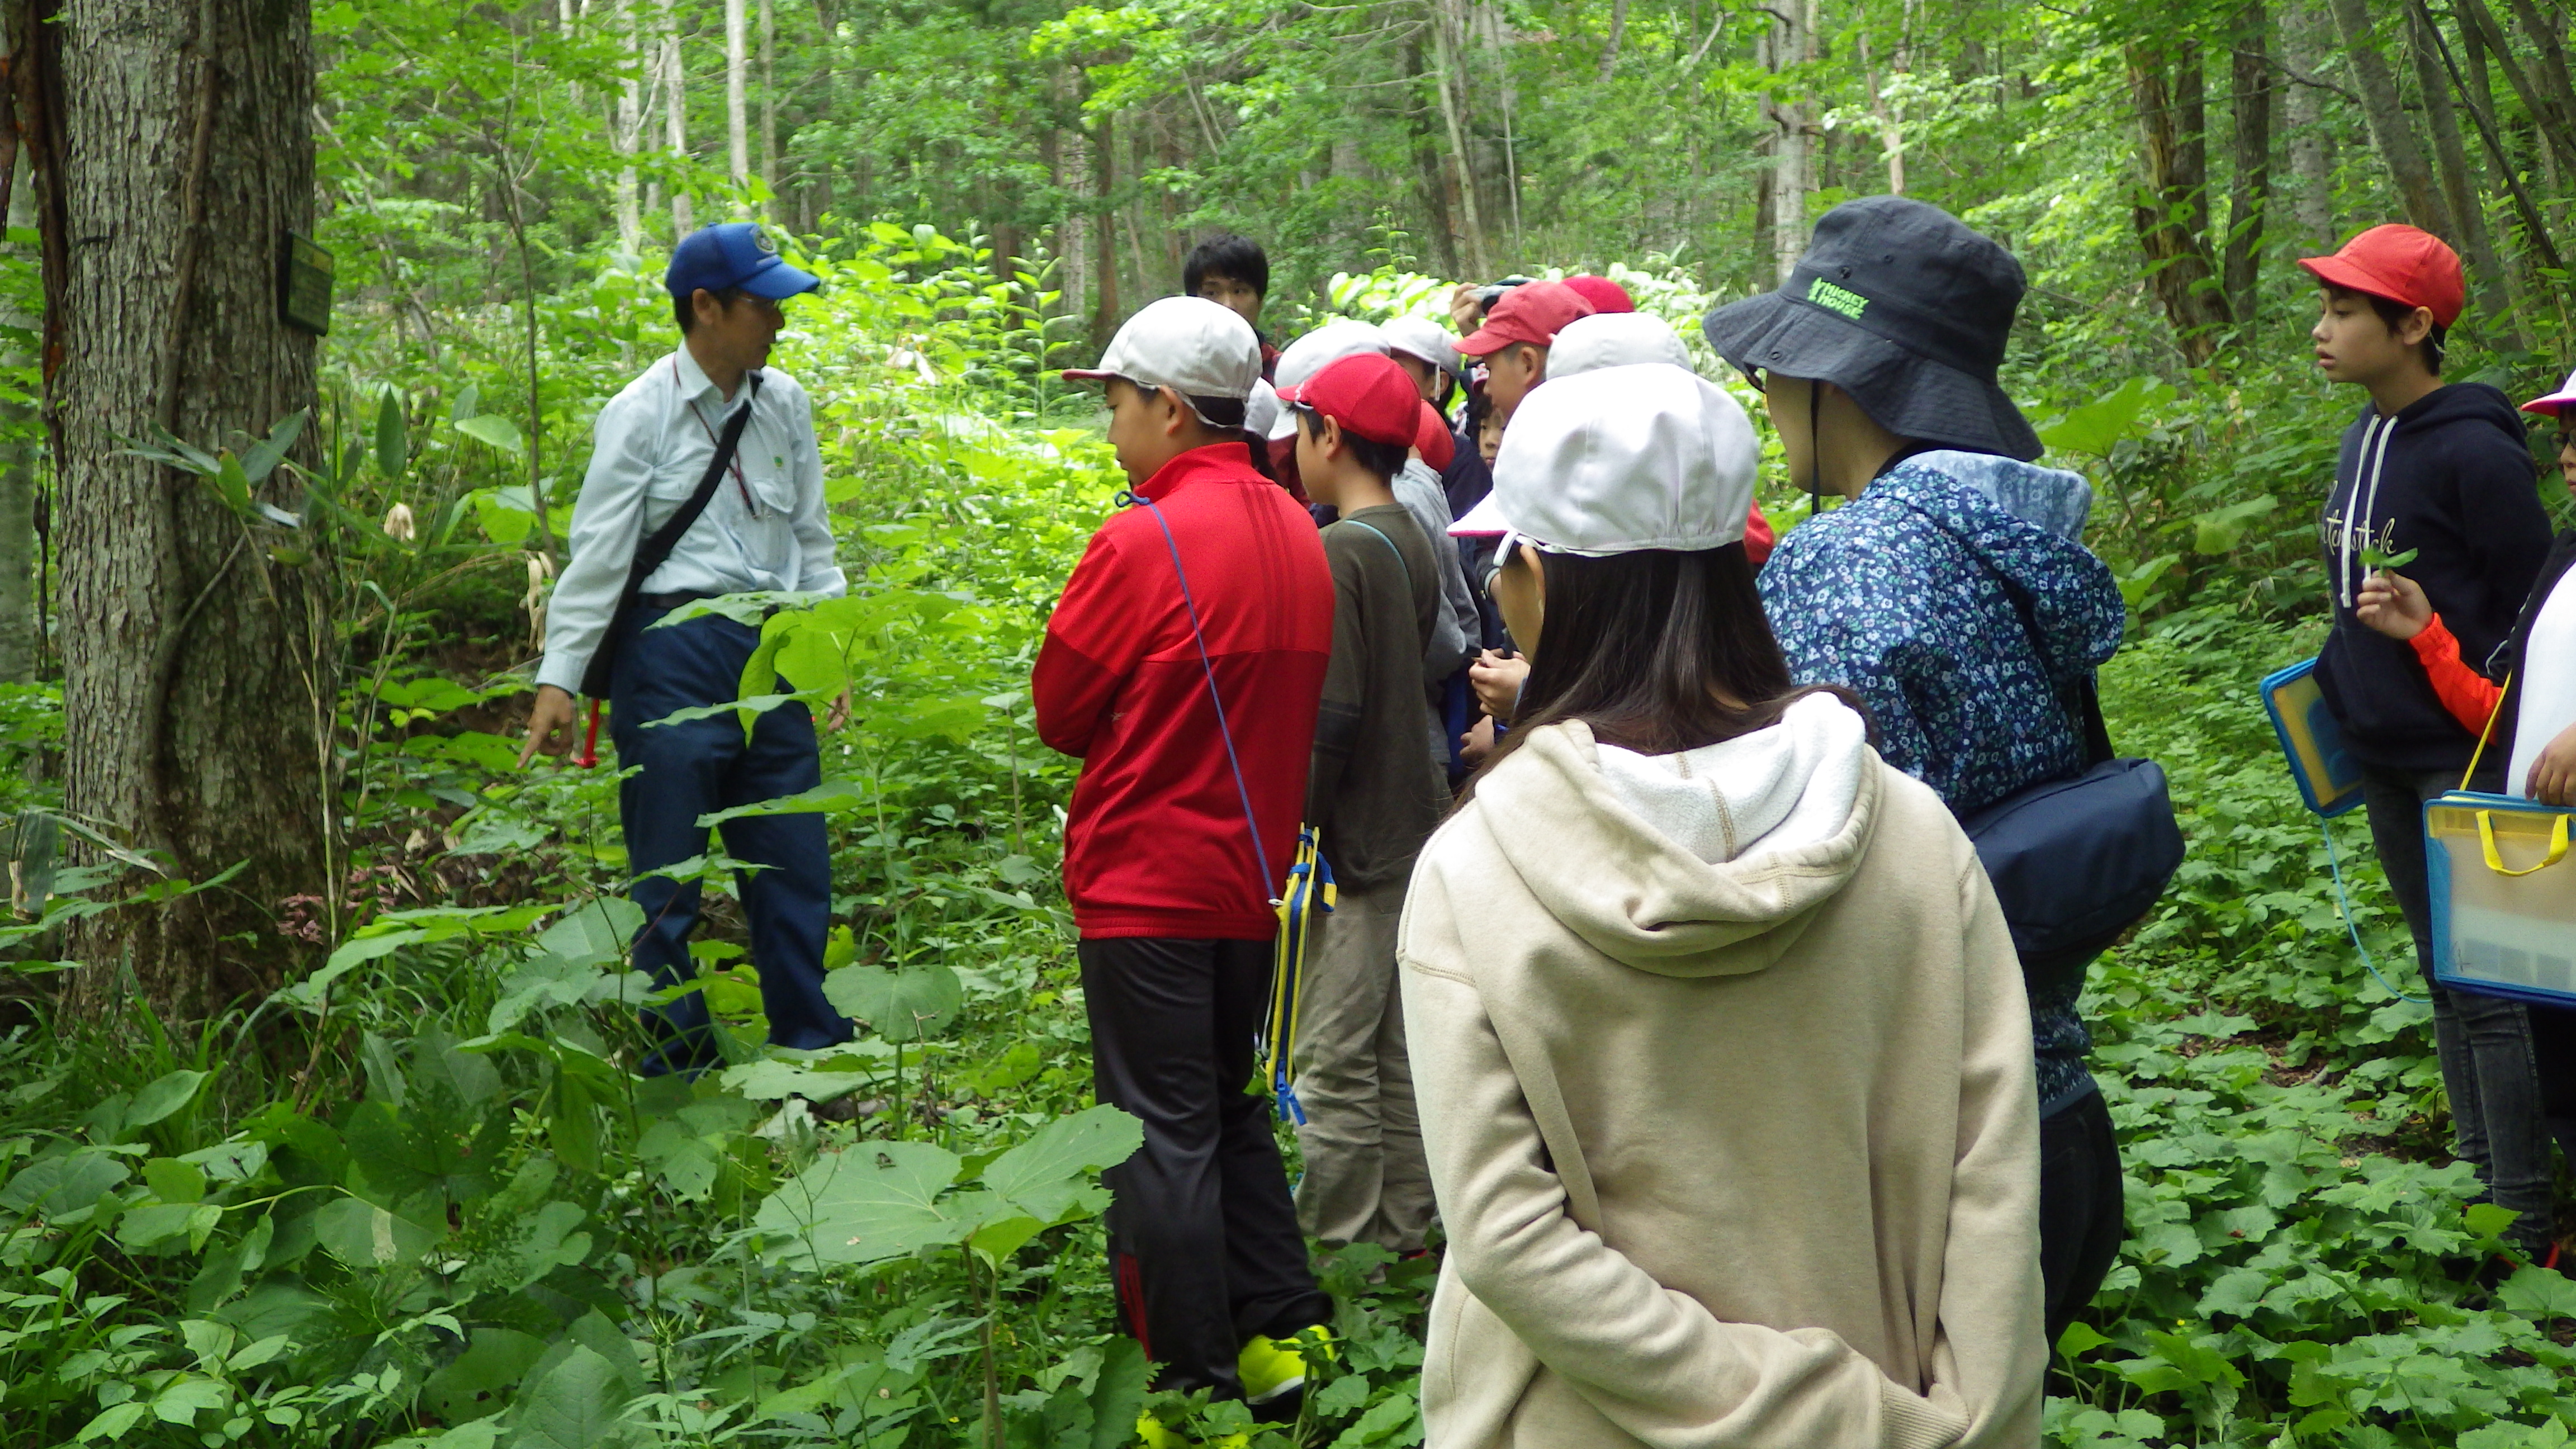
[627,370,763,594]
[1893,491,2115,766]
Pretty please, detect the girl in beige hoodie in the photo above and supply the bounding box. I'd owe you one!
[1418,363,2045,1448]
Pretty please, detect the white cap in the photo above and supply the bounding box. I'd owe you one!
[1063,297,1262,418]
[1381,315,1461,368]
[1244,378,1282,442]
[1450,364,1757,556]
[1266,319,1390,439]
[1549,312,1692,379]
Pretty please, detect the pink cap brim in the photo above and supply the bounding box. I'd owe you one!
[2521,391,2576,415]
[1448,490,1512,537]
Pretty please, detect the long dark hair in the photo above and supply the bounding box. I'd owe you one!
[1469,543,1867,790]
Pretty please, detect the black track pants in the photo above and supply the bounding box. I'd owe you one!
[1078,936,1336,1397]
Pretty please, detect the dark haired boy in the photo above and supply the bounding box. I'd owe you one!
[1039,296,1338,1409]
[1185,233,1277,377]
[1275,351,1451,1256]
[2300,224,2560,1261]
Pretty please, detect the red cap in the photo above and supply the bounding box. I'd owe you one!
[2298,225,2467,328]
[1276,352,1423,448]
[1457,280,1597,357]
[1413,402,1456,471]
[1561,274,1636,314]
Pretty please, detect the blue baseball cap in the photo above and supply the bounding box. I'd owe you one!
[665,222,819,301]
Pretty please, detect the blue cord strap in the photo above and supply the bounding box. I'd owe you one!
[2322,819,2430,1005]
[1117,489,1277,903]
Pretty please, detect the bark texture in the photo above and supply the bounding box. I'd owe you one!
[2326,0,2453,235]
[2282,0,2337,253]
[39,0,324,1021]
[2223,0,2274,328]
[2129,44,2233,366]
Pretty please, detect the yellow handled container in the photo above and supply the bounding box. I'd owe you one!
[2427,792,2576,1005]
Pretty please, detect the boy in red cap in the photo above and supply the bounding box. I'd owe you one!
[1454,278,1597,430]
[1275,351,1453,1256]
[2299,224,2560,1262]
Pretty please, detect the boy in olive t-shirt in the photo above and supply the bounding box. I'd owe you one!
[1274,351,1451,1253]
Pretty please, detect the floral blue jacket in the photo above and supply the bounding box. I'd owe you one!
[1760,452,2128,1116]
[1759,454,2126,815]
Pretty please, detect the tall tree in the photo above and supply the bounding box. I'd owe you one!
[2222,0,2274,326]
[24,0,325,1021]
[759,0,778,200]
[2281,0,2338,252]
[2326,0,2453,235]
[1763,0,1816,282]
[662,0,691,236]
[2405,0,2514,329]
[2129,43,2233,364]
[725,0,749,204]
[613,0,646,251]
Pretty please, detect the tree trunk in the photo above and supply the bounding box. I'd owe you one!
[613,0,645,251]
[1087,113,1119,347]
[2407,1,2515,330]
[1403,35,1461,278]
[1598,0,1626,80]
[758,0,777,204]
[1428,0,1491,278]
[1763,0,1814,282]
[2223,0,2274,328]
[2454,0,2576,179]
[2502,0,2576,145]
[724,0,749,204]
[2283,0,2337,252]
[36,0,326,1022]
[662,0,691,236]
[2129,43,2234,365]
[2325,0,2453,235]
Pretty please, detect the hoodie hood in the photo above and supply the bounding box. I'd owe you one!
[1470,695,1881,977]
[1906,449,2094,542]
[2327,382,2527,609]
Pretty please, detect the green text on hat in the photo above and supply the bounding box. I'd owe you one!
[1806,277,1868,322]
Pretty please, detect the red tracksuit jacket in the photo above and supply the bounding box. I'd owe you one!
[1034,443,1334,939]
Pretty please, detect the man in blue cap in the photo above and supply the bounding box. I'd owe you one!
[519,222,853,1076]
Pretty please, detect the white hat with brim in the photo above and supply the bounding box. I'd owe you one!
[1449,363,1758,559]
[1381,315,1462,368]
[1266,319,1391,439]
[2522,367,2576,415]
[1549,312,1693,379]
[1062,296,1263,419]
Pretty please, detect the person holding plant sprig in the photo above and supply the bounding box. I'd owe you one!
[2356,368,2576,1261]
[2302,225,2559,1265]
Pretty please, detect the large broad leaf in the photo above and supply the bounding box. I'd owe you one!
[125,1069,208,1130]
[697,780,869,827]
[454,413,525,456]
[982,1104,1143,1223]
[537,898,645,969]
[2033,375,2175,456]
[512,1344,632,1449]
[312,1195,441,1269]
[1,1148,130,1218]
[374,390,408,480]
[824,962,962,1043]
[752,1139,975,1270]
[2499,1265,2576,1319]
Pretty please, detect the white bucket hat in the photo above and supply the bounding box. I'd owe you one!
[1549,312,1693,379]
[1063,296,1263,421]
[1266,319,1390,439]
[1450,363,1758,557]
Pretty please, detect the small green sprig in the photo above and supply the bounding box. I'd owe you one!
[2361,545,2419,571]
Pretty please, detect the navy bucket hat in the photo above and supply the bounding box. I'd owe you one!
[1702,196,2041,461]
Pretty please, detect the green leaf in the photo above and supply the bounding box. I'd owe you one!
[536,898,644,969]
[1086,1338,1149,1449]
[312,1195,440,1269]
[2191,495,2277,555]
[144,1157,207,1204]
[74,1402,149,1444]
[2034,375,2175,456]
[823,962,963,1042]
[127,1069,207,1129]
[425,1328,551,1424]
[375,390,408,479]
[2054,1321,2111,1358]
[210,452,253,516]
[751,1139,973,1270]
[696,780,870,826]
[2361,544,2421,571]
[2498,1265,2576,1319]
[2,1148,130,1217]
[512,1344,632,1449]
[239,409,309,485]
[454,413,525,456]
[981,1104,1143,1222]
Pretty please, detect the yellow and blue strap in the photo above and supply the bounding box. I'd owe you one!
[1263,826,1334,1125]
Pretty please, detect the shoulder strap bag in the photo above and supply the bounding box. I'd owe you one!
[1901,501,2186,976]
[576,372,764,700]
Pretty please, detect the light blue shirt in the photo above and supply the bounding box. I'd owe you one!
[536,348,846,693]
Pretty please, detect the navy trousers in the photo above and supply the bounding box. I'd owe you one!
[608,604,849,1076]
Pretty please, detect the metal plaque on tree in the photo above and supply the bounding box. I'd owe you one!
[279,232,334,336]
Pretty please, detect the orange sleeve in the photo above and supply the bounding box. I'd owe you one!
[2408,612,2507,735]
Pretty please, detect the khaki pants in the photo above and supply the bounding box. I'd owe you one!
[1291,878,1436,1252]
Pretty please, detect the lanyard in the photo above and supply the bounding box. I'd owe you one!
[671,359,763,517]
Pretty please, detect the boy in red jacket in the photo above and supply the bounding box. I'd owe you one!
[1036,297,1339,1412]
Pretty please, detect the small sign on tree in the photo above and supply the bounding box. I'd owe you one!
[278,231,334,335]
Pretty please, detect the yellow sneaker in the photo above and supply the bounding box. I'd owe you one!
[1133,1413,1246,1448]
[1238,1324,1338,1407]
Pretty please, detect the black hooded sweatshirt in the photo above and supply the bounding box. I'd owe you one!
[2315,381,2552,774]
